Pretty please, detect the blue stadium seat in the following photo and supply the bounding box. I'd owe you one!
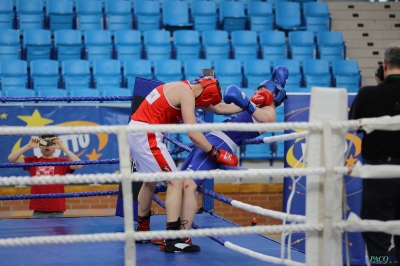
[231,30,259,61]
[303,2,330,35]
[272,59,302,90]
[259,30,287,64]
[114,29,141,61]
[0,60,28,90]
[61,60,91,94]
[70,88,100,103]
[0,29,21,60]
[76,0,104,31]
[143,30,171,62]
[16,0,44,31]
[123,59,153,90]
[133,1,161,32]
[219,1,247,33]
[275,2,302,31]
[46,0,74,31]
[105,0,133,32]
[288,31,316,64]
[202,30,230,61]
[317,31,345,64]
[214,59,243,89]
[243,141,271,160]
[162,1,192,32]
[270,131,285,159]
[247,2,274,33]
[4,88,35,98]
[23,29,52,62]
[332,60,361,93]
[183,59,212,81]
[153,59,183,83]
[243,59,272,89]
[93,60,122,89]
[30,60,60,93]
[173,30,201,61]
[303,59,332,88]
[0,0,15,29]
[38,88,68,97]
[84,30,113,63]
[191,1,217,33]
[54,30,83,62]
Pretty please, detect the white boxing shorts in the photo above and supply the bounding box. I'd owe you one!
[127,120,177,173]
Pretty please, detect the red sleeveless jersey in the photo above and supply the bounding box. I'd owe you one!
[131,81,191,124]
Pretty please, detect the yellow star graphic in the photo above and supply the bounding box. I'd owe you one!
[86,149,102,161]
[17,109,53,127]
[0,113,7,119]
[346,154,358,166]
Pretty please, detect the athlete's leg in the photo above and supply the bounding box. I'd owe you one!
[181,179,199,229]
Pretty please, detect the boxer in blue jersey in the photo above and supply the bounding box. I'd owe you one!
[158,66,289,251]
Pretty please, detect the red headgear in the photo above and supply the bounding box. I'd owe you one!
[194,76,222,106]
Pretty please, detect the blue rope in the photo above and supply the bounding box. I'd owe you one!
[0,159,120,168]
[0,96,133,103]
[0,190,118,201]
[163,133,193,152]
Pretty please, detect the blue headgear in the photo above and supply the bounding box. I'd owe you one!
[257,66,289,107]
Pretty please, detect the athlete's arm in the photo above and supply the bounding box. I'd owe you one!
[179,87,213,153]
[252,105,276,123]
[201,102,243,115]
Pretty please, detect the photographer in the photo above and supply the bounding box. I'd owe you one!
[349,41,400,265]
[8,135,83,218]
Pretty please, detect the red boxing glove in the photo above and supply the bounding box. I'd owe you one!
[250,90,274,107]
[207,146,238,167]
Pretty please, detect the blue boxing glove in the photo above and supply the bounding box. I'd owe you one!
[224,85,256,114]
[258,65,289,107]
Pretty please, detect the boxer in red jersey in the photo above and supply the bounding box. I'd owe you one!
[128,77,243,253]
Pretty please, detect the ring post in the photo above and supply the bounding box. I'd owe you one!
[306,87,347,266]
[117,128,136,266]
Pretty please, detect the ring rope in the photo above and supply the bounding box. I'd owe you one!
[0,190,118,201]
[1,114,399,137]
[0,159,120,168]
[197,187,305,223]
[0,167,338,186]
[0,96,133,103]
[0,222,323,247]
[152,195,305,266]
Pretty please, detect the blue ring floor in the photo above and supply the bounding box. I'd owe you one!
[0,213,305,266]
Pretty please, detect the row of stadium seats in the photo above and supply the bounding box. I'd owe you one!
[0,58,361,94]
[0,0,328,34]
[0,29,345,63]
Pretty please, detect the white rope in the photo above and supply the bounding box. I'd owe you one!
[0,168,333,186]
[334,213,400,235]
[224,241,305,266]
[262,131,308,144]
[231,200,306,223]
[1,115,398,136]
[350,161,400,179]
[0,122,321,136]
[0,223,323,247]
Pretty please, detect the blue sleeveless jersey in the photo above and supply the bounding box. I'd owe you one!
[221,112,260,145]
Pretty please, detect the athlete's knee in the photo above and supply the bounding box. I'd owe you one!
[183,180,197,194]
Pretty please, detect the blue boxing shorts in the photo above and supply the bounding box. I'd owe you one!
[180,133,234,186]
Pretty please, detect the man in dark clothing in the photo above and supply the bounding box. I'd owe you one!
[349,41,400,265]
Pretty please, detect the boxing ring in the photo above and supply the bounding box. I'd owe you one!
[1,87,400,266]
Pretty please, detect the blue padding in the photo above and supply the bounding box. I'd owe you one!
[132,77,164,98]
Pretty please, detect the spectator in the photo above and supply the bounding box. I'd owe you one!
[8,134,82,218]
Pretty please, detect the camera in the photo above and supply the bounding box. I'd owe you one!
[375,64,384,82]
[202,68,214,77]
[39,139,54,147]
